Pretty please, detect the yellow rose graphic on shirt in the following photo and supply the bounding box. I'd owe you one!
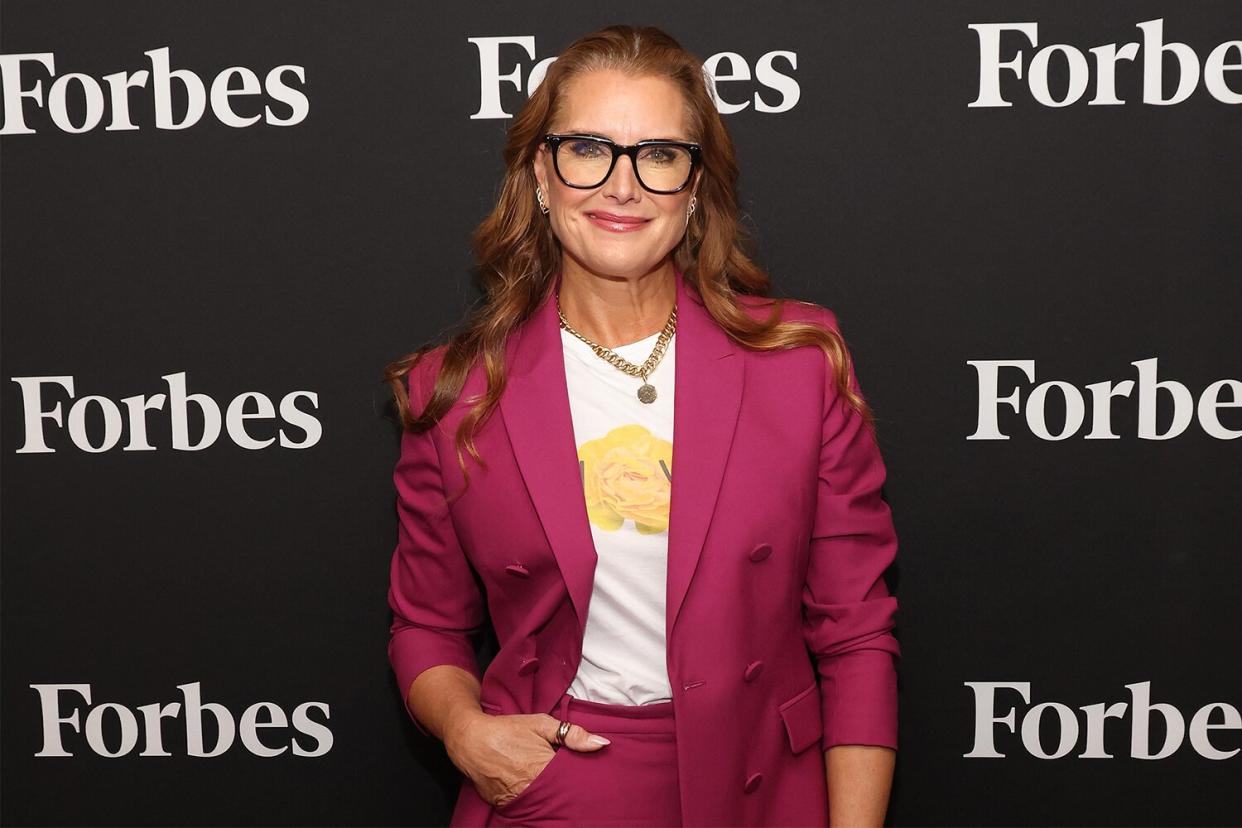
[578,424,673,534]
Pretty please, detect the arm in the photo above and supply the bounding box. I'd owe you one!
[826,744,895,827]
[800,309,901,824]
[387,363,489,739]
[386,365,617,810]
[407,664,490,745]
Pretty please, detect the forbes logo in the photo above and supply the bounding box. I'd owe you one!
[968,18,1242,107]
[467,36,799,119]
[967,358,1241,441]
[31,681,332,758]
[965,681,1239,760]
[0,46,308,135]
[10,371,322,453]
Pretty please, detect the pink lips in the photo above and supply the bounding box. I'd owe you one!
[585,211,651,233]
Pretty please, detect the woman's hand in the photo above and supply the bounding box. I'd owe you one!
[443,710,610,809]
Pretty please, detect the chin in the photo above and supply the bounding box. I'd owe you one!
[585,253,665,279]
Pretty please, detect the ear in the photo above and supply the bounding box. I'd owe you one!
[532,146,550,194]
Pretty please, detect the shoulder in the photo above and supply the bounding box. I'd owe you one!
[729,294,861,400]
[733,292,842,333]
[406,343,451,410]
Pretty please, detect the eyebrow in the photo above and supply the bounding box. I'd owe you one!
[558,128,694,143]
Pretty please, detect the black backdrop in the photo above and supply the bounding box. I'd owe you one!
[3,1,1240,825]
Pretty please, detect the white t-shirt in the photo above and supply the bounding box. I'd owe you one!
[561,324,675,705]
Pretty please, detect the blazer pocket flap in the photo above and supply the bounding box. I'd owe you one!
[777,682,823,755]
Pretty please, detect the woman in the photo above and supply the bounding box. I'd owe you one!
[384,24,900,828]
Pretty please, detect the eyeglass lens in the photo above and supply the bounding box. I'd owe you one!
[556,138,693,192]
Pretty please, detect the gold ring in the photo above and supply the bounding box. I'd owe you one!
[555,719,572,747]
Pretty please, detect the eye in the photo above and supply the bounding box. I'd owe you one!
[566,139,607,158]
[639,146,683,165]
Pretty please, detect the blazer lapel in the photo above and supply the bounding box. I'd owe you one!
[498,268,744,645]
[499,273,598,634]
[665,270,743,640]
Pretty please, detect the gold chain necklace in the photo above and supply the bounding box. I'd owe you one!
[556,293,677,404]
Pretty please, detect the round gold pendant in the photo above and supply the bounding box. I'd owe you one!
[637,383,657,404]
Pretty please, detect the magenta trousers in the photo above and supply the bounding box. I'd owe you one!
[482,692,681,827]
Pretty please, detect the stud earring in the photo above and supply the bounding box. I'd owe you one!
[536,186,549,215]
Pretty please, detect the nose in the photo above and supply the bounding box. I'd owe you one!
[601,153,641,203]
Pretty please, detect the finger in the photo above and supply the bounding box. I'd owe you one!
[540,715,610,750]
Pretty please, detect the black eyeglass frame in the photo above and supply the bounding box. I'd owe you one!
[542,133,702,195]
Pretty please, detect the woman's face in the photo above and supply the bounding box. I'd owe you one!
[533,69,700,282]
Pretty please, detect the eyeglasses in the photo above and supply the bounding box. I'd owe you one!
[543,133,701,195]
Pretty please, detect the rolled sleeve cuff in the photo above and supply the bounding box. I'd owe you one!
[389,627,483,737]
[820,649,899,751]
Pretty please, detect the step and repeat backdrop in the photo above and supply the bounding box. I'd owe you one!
[3,1,1239,825]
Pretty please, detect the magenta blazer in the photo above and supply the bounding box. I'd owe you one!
[388,268,900,826]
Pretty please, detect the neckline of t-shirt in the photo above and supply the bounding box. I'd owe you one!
[560,326,673,362]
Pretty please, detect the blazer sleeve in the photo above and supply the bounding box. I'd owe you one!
[801,307,901,751]
[387,363,487,738]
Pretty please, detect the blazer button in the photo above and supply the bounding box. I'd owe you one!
[517,657,540,676]
[748,543,773,562]
[505,563,531,578]
[743,660,764,682]
[743,772,764,793]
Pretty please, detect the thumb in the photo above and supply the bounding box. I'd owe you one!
[541,715,611,751]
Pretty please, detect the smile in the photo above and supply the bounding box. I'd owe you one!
[584,211,651,233]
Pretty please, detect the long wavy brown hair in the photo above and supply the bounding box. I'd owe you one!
[384,24,873,488]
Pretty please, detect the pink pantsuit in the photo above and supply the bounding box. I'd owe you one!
[388,268,901,826]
